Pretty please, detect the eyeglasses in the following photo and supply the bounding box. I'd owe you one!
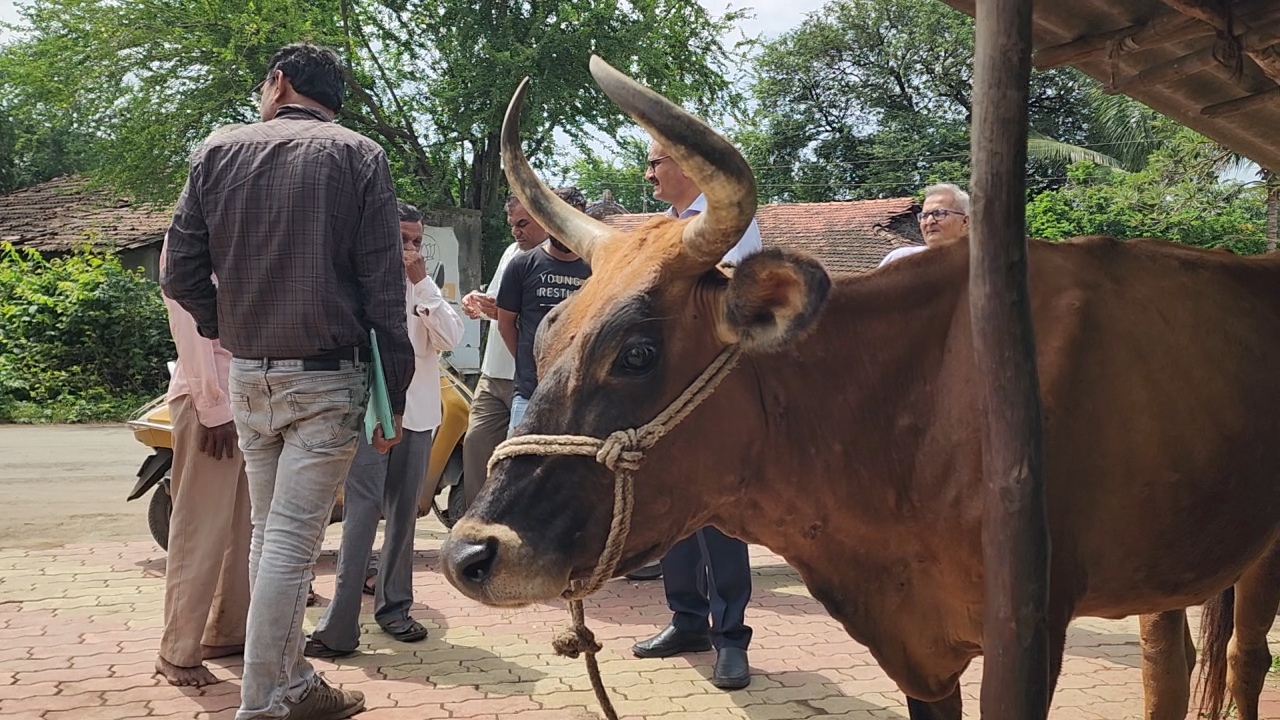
[917,208,967,223]
[250,73,274,103]
[646,155,670,171]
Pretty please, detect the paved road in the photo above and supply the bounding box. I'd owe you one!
[0,424,152,549]
[0,425,1275,719]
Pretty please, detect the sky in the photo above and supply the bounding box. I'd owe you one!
[717,0,828,42]
[0,1,17,36]
[0,0,829,43]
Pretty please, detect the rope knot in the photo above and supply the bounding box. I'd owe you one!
[552,623,602,659]
[596,428,644,472]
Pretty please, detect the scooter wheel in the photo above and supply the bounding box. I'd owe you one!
[148,485,172,551]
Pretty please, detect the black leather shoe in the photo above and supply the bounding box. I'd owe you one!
[624,562,663,581]
[711,647,751,689]
[631,624,712,658]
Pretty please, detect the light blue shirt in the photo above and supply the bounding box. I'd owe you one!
[669,193,763,266]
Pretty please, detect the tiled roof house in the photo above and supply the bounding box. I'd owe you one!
[0,176,171,280]
[603,197,923,273]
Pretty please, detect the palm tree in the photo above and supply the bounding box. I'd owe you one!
[1027,86,1279,251]
[1026,87,1164,172]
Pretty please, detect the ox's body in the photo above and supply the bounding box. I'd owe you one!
[446,60,1280,720]
[693,236,1280,701]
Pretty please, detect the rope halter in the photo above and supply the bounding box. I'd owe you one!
[484,343,742,720]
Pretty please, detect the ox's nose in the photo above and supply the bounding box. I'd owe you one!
[446,535,498,588]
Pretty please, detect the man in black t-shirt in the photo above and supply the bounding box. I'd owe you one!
[495,187,592,435]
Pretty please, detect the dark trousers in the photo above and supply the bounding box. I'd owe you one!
[660,526,752,650]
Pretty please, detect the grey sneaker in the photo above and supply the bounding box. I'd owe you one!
[284,678,365,720]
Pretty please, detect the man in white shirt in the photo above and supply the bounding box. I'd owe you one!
[307,201,464,656]
[877,182,968,720]
[879,183,971,267]
[629,140,761,691]
[459,195,549,506]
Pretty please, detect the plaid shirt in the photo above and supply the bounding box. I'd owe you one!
[161,105,414,413]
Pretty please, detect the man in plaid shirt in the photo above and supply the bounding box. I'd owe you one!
[162,43,411,720]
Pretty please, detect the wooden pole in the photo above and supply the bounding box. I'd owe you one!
[970,0,1051,717]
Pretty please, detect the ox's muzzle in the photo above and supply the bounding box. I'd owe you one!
[442,515,574,607]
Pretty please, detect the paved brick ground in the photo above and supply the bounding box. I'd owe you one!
[0,523,1276,720]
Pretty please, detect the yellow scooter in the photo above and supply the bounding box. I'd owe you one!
[126,358,474,551]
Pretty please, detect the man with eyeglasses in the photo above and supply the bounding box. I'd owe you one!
[876,181,967,720]
[163,43,411,720]
[880,182,971,267]
[628,139,761,691]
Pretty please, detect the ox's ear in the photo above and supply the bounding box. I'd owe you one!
[718,248,830,352]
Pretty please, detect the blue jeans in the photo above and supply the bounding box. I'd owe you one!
[312,428,433,651]
[229,358,367,720]
[507,394,529,437]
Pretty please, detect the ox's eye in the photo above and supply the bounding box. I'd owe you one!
[614,341,659,376]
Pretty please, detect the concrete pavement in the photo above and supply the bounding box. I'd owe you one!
[0,423,1276,719]
[0,532,1276,719]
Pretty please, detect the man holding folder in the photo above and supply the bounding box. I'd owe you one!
[163,43,410,720]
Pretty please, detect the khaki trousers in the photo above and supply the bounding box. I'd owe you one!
[159,394,252,668]
[462,374,513,505]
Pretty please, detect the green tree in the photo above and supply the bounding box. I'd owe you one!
[0,96,92,194]
[1025,86,1164,173]
[1,0,742,263]
[1024,90,1279,252]
[742,0,1110,202]
[1025,123,1268,255]
[0,243,174,422]
[556,136,662,215]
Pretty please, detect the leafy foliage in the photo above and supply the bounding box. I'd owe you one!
[0,97,92,194]
[1025,124,1268,255]
[1025,85,1163,172]
[1,0,339,202]
[555,136,667,215]
[0,243,174,422]
[740,0,1119,202]
[1,0,746,277]
[0,0,742,210]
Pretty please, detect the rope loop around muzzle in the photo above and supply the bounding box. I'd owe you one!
[483,344,741,720]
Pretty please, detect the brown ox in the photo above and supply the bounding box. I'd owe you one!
[442,57,1280,720]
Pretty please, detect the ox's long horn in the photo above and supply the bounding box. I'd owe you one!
[589,55,756,268]
[501,77,614,265]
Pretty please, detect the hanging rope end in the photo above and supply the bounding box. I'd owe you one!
[552,624,603,659]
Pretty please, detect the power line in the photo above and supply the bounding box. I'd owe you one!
[578,176,1096,191]
[562,138,1171,177]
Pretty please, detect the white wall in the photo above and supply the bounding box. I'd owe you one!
[422,224,482,372]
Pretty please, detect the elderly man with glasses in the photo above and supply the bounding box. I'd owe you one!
[879,182,971,267]
[875,180,970,719]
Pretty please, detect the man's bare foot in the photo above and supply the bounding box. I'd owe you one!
[155,656,219,687]
[202,644,244,660]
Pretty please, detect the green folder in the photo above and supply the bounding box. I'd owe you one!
[364,329,397,444]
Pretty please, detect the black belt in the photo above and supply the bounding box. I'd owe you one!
[264,345,371,371]
[302,345,372,363]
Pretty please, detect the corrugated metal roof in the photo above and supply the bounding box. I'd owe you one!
[940,0,1280,173]
[603,198,922,274]
[0,176,170,252]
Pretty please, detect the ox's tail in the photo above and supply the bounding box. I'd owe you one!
[1195,586,1235,720]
